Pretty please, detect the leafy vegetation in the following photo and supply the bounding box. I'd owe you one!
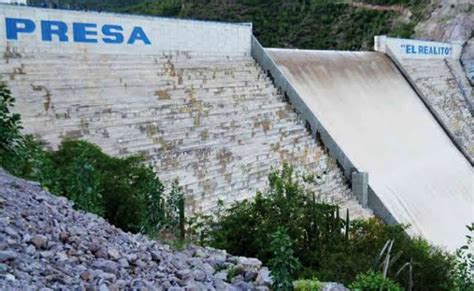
[1,81,464,289]
[0,82,22,153]
[293,278,322,291]
[47,140,166,234]
[28,0,432,51]
[0,82,178,236]
[348,271,403,291]
[453,224,474,290]
[28,0,138,11]
[160,179,186,240]
[269,228,302,290]
[121,0,428,51]
[196,164,456,289]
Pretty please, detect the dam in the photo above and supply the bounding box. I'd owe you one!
[264,48,473,250]
[0,4,472,250]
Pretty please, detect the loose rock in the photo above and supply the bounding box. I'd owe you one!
[0,251,17,262]
[0,170,271,290]
[30,235,47,250]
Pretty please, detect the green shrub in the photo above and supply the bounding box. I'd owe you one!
[453,223,474,290]
[210,164,344,263]
[206,165,455,289]
[161,179,185,238]
[293,278,322,291]
[269,228,301,291]
[120,1,422,51]
[349,271,402,291]
[0,82,173,237]
[49,140,165,234]
[0,82,55,181]
[0,82,22,152]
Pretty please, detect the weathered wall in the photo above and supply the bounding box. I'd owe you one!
[0,5,252,56]
[375,36,473,162]
[0,6,370,219]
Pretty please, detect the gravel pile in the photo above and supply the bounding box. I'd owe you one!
[0,170,272,290]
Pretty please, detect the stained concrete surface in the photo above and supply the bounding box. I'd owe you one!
[268,48,473,250]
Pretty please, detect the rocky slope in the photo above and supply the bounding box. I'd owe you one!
[414,0,474,84]
[0,170,272,290]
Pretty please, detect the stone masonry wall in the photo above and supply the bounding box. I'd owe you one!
[0,51,371,219]
[399,58,473,159]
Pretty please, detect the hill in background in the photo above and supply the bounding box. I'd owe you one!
[28,0,433,51]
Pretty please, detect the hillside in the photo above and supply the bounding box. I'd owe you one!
[0,170,271,289]
[28,0,433,51]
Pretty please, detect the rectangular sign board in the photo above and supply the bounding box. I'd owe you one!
[0,5,252,56]
[374,36,462,60]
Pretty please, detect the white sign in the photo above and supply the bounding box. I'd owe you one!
[374,36,462,60]
[0,5,252,56]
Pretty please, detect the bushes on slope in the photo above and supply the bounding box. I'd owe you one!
[202,164,455,289]
[453,223,474,290]
[349,271,402,291]
[293,278,322,291]
[1,82,460,289]
[0,82,22,152]
[47,140,166,234]
[0,82,169,235]
[269,228,302,290]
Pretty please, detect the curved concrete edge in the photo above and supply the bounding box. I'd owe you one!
[384,46,474,166]
[250,36,381,217]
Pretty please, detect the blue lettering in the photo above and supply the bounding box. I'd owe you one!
[405,44,416,54]
[405,45,411,54]
[127,27,151,45]
[102,25,124,44]
[41,20,68,42]
[6,18,35,40]
[6,18,153,46]
[73,22,97,43]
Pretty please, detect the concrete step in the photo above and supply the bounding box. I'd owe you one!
[3,52,370,219]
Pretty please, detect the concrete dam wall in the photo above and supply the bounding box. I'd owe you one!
[0,5,370,218]
[1,5,471,251]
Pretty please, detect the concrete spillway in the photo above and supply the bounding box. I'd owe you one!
[267,48,473,250]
